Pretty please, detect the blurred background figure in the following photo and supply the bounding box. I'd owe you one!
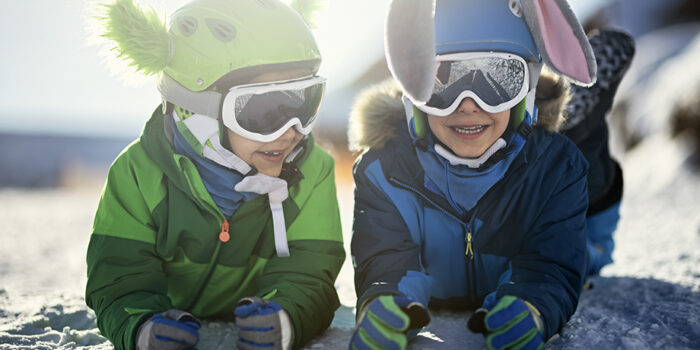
[580,0,700,163]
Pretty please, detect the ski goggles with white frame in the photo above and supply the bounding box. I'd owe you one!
[221,76,326,143]
[416,52,530,116]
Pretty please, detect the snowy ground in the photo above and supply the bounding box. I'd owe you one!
[0,128,698,350]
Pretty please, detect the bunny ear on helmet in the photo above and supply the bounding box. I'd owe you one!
[520,0,597,86]
[384,0,436,104]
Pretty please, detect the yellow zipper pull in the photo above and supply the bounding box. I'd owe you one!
[465,232,474,260]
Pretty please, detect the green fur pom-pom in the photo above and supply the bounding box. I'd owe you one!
[98,0,170,75]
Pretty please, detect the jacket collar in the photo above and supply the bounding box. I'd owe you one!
[140,105,309,202]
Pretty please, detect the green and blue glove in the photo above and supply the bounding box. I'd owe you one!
[349,295,430,350]
[234,297,294,350]
[135,309,200,350]
[468,295,545,350]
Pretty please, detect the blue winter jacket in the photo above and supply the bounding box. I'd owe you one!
[349,79,589,339]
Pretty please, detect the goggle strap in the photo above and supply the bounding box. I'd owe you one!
[412,105,428,139]
[159,75,222,118]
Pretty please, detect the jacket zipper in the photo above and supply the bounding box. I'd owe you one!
[389,176,479,304]
[465,232,474,260]
[179,157,229,311]
[184,219,227,311]
[465,220,478,306]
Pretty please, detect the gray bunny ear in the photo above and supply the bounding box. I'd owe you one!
[521,0,597,86]
[384,0,436,104]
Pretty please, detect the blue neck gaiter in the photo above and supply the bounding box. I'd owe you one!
[170,117,258,218]
[412,122,525,216]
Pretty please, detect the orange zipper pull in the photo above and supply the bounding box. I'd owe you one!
[219,219,230,242]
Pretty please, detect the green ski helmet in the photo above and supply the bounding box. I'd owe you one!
[99,0,321,116]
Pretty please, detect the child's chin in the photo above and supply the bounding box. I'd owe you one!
[256,165,283,178]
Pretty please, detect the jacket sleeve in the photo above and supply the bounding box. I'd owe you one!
[496,142,589,340]
[255,148,345,349]
[85,145,173,350]
[351,157,425,314]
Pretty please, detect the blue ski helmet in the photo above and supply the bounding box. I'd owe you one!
[385,0,596,106]
[434,0,538,60]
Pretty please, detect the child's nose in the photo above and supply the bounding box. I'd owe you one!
[275,127,298,142]
[458,97,481,114]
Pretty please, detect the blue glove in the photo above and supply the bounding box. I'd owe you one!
[136,309,200,350]
[349,295,430,350]
[468,295,544,350]
[234,297,294,350]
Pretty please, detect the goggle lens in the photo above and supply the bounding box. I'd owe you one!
[418,53,529,115]
[233,84,323,135]
[222,77,326,141]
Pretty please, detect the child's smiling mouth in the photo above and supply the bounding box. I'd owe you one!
[452,125,488,135]
[450,124,490,139]
[256,149,287,162]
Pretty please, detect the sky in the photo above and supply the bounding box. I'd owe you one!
[0,0,609,138]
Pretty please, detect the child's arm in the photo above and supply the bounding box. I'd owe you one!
[86,145,174,350]
[252,147,345,349]
[494,138,589,340]
[350,156,431,315]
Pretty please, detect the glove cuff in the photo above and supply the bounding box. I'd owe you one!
[136,309,200,350]
[357,295,431,330]
[135,319,153,350]
[234,297,294,350]
[523,300,544,333]
[278,307,294,350]
[161,309,200,325]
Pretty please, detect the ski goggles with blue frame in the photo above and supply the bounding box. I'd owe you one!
[416,52,530,116]
[221,76,326,142]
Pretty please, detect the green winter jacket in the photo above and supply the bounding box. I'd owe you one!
[85,107,345,350]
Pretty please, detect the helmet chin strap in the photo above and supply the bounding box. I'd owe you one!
[434,139,507,168]
[235,175,290,257]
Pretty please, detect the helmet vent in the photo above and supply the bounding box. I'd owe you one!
[509,0,523,17]
[205,18,237,42]
[177,16,198,36]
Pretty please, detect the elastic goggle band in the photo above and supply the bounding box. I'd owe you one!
[415,52,529,116]
[221,76,326,142]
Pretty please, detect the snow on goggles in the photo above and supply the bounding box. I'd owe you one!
[221,76,326,142]
[417,52,529,116]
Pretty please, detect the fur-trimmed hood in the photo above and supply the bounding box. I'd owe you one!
[348,70,570,153]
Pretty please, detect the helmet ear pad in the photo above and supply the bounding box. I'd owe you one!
[510,97,529,132]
